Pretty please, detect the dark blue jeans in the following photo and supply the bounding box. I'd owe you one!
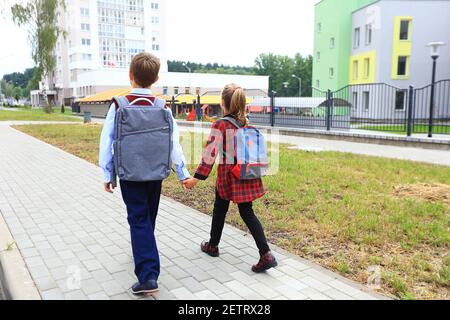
[120,180,162,284]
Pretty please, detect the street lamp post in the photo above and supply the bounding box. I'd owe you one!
[182,62,192,92]
[292,74,302,97]
[426,41,445,138]
[282,82,289,97]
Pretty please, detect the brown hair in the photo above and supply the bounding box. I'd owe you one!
[130,52,161,88]
[222,83,248,126]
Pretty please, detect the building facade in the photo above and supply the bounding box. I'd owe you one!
[350,0,450,87]
[313,0,377,91]
[348,0,450,119]
[313,0,450,90]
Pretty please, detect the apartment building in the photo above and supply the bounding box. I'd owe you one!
[32,0,268,107]
[39,0,165,105]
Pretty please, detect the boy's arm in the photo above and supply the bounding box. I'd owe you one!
[99,104,116,183]
[171,114,191,181]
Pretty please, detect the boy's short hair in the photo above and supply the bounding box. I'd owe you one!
[130,52,161,88]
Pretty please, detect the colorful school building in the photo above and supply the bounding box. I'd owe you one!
[313,0,450,91]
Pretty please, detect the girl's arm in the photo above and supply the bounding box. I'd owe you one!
[194,121,224,181]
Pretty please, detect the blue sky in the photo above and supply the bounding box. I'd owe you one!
[0,0,317,77]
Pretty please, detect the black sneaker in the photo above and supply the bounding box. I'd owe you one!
[252,252,278,273]
[131,280,159,295]
[201,241,220,258]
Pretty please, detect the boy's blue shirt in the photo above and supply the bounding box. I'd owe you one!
[99,88,190,183]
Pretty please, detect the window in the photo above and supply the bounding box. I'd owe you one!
[152,44,160,51]
[185,87,191,94]
[317,23,322,33]
[397,56,408,76]
[353,60,359,80]
[329,67,334,78]
[81,23,90,31]
[364,58,370,79]
[152,16,160,24]
[365,24,372,45]
[80,8,89,16]
[82,54,92,61]
[163,86,168,95]
[151,2,159,9]
[395,90,407,110]
[174,87,179,95]
[81,38,91,46]
[354,28,360,48]
[316,80,320,89]
[317,51,321,62]
[363,91,370,110]
[352,92,358,110]
[330,37,335,49]
[399,20,410,40]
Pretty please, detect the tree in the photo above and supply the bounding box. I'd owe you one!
[1,81,15,99]
[255,53,313,96]
[168,60,255,75]
[11,0,66,100]
[13,87,22,102]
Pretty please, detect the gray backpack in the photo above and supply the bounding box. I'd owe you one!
[111,96,173,187]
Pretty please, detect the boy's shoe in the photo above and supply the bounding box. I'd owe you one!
[252,252,278,273]
[131,280,159,295]
[201,241,220,257]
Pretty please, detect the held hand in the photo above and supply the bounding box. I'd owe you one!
[183,178,199,190]
[104,182,115,194]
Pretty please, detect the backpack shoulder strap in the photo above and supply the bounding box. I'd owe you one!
[112,96,129,110]
[154,97,167,109]
[222,116,243,129]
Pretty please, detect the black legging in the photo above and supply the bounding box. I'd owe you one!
[209,191,270,256]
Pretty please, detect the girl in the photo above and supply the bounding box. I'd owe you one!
[183,83,277,273]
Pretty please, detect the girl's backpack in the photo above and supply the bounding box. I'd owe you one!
[111,96,173,187]
[223,116,269,180]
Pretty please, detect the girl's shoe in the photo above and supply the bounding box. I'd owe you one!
[201,241,220,257]
[252,252,278,273]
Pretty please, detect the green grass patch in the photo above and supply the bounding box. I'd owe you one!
[0,107,80,122]
[14,123,450,300]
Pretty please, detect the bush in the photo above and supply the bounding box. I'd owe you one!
[61,104,65,114]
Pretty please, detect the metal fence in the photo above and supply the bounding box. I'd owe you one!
[171,80,450,137]
[246,80,450,137]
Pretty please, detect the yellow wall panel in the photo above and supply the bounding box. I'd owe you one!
[349,51,377,84]
[391,16,413,80]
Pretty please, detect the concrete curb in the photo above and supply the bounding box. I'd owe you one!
[175,120,450,151]
[0,211,41,300]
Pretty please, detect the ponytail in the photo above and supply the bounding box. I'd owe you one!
[222,84,249,126]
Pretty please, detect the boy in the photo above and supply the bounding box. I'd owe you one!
[99,52,191,295]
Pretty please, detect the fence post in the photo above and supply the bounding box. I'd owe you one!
[407,86,414,137]
[326,89,333,131]
[196,94,201,121]
[270,90,276,127]
[171,96,176,116]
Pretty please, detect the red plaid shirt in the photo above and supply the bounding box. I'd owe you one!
[194,118,266,204]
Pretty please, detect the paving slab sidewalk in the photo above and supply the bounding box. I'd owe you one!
[0,122,386,300]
